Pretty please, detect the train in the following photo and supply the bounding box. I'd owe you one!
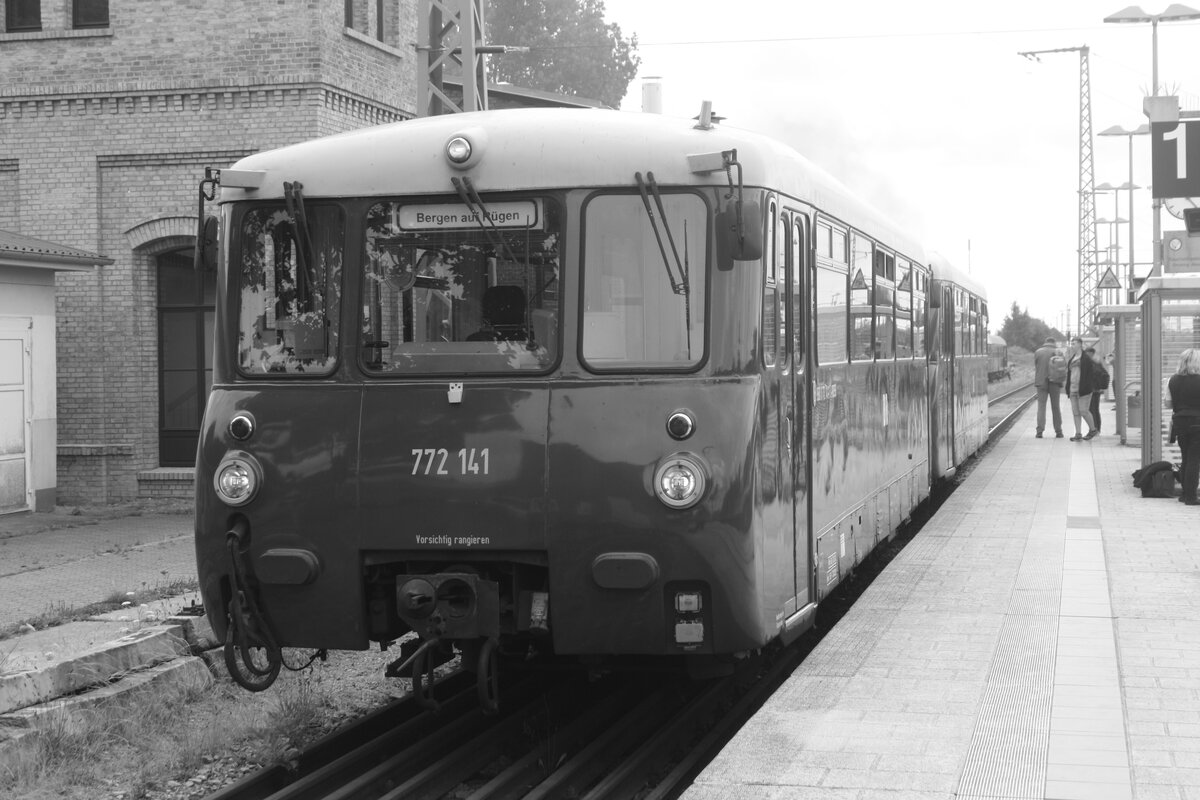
[193,107,989,706]
[987,334,1010,382]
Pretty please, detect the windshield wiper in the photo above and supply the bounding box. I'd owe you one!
[283,181,315,308]
[635,172,689,297]
[635,171,692,357]
[451,176,538,344]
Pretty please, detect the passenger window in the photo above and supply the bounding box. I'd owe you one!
[895,258,912,358]
[832,229,847,264]
[850,233,874,360]
[815,265,847,363]
[874,251,895,359]
[762,205,779,367]
[816,221,831,260]
[791,219,804,359]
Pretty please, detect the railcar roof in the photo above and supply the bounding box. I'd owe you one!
[224,108,925,262]
[928,252,987,300]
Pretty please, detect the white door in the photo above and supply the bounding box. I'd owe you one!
[0,320,32,515]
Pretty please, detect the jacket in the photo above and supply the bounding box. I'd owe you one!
[1066,351,1095,395]
[1033,344,1058,387]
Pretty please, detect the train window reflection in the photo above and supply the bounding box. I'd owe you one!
[237,205,343,375]
[815,264,848,363]
[360,197,560,374]
[850,233,874,360]
[581,192,707,370]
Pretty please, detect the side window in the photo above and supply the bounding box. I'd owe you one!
[874,250,895,360]
[816,221,832,261]
[912,266,926,359]
[762,203,779,366]
[895,257,912,358]
[815,265,848,363]
[791,216,805,360]
[850,233,874,360]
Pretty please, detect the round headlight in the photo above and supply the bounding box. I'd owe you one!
[653,454,708,509]
[446,136,472,164]
[214,453,262,507]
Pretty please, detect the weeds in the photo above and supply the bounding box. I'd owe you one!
[0,578,199,642]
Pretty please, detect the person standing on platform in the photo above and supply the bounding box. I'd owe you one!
[1086,346,1109,434]
[1066,336,1097,441]
[1168,348,1200,505]
[1033,337,1064,438]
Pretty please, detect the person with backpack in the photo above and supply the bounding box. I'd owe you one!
[1168,348,1200,505]
[1033,337,1065,438]
[1066,336,1098,441]
[1086,346,1110,434]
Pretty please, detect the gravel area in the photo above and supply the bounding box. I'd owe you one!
[4,644,406,800]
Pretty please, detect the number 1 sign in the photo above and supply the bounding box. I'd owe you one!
[1152,120,1200,199]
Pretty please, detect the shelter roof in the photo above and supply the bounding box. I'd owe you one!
[0,230,112,271]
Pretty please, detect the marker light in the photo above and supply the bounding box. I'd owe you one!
[229,413,255,441]
[214,452,263,507]
[666,410,695,440]
[446,136,472,164]
[653,453,708,509]
[444,127,487,169]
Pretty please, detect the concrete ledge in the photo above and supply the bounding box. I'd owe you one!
[0,624,188,715]
[0,656,212,734]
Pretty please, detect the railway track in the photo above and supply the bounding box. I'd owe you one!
[988,380,1036,437]
[201,382,1037,800]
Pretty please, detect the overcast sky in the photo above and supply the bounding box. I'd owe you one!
[598,0,1200,335]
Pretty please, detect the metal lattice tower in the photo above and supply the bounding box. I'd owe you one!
[417,0,489,116]
[1019,46,1098,338]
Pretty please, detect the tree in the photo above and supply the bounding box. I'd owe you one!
[999,302,1062,351]
[483,0,640,109]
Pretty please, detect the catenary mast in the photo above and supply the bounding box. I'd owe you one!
[1019,46,1098,338]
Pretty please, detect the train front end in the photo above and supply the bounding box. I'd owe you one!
[195,111,792,697]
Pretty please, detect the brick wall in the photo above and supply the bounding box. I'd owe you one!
[0,0,417,503]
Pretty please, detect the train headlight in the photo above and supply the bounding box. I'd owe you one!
[653,454,707,510]
[214,452,263,507]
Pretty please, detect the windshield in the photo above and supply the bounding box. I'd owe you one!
[581,191,707,370]
[236,204,343,375]
[361,197,560,374]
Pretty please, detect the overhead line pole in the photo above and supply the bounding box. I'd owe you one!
[1019,46,1099,338]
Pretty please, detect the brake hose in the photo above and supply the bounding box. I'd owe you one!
[223,522,282,691]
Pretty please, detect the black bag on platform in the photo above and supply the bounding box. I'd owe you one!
[1133,461,1177,498]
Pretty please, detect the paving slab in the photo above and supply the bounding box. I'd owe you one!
[686,401,1199,799]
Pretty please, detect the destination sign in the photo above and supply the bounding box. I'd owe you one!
[397,200,541,231]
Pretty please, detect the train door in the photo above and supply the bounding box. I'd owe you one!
[788,211,814,620]
[762,202,795,623]
[930,282,955,477]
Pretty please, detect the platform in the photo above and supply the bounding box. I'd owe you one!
[684,401,1200,800]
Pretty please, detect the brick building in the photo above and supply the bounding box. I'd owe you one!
[0,0,419,503]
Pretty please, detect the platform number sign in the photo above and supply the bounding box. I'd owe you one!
[1151,120,1200,199]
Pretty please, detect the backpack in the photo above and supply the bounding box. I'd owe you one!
[1133,461,1177,498]
[1048,352,1067,384]
[1094,363,1110,391]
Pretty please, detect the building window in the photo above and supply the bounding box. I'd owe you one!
[73,0,109,28]
[6,0,41,32]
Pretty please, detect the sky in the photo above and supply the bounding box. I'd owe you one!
[597,0,1200,335]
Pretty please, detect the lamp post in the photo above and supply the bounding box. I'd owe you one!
[1098,125,1149,301]
[1104,5,1200,279]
